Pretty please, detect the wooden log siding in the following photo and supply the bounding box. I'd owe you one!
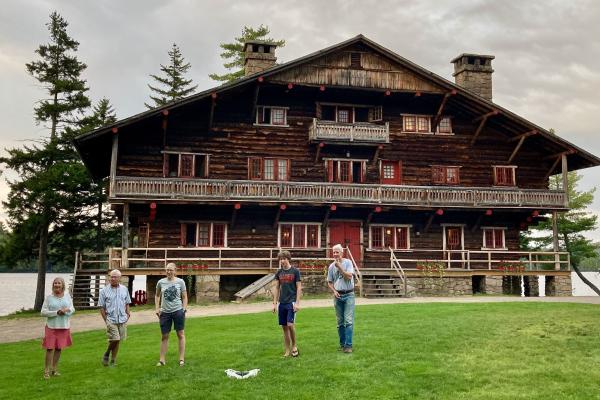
[308,119,390,142]
[112,177,566,208]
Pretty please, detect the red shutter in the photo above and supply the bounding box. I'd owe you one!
[212,224,225,247]
[494,229,504,248]
[180,224,186,246]
[383,226,394,248]
[307,225,319,247]
[432,166,445,184]
[484,230,494,248]
[371,226,382,249]
[280,224,292,247]
[396,227,408,249]
[163,154,169,177]
[180,154,194,178]
[327,160,334,182]
[293,225,306,248]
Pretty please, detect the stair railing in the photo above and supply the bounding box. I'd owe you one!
[344,247,363,297]
[389,247,408,296]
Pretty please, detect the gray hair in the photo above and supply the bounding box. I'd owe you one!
[52,277,66,292]
[332,244,344,253]
[166,262,177,270]
[110,269,122,277]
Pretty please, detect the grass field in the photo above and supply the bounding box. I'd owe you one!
[1,302,599,399]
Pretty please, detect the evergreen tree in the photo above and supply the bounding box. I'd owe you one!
[145,43,197,109]
[523,171,600,294]
[209,25,285,82]
[0,11,93,310]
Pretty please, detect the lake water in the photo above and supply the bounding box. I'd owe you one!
[1,272,598,316]
[0,273,147,316]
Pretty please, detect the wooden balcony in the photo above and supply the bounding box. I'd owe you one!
[308,118,389,143]
[111,177,567,209]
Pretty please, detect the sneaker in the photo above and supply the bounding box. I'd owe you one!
[109,360,117,367]
[156,361,165,367]
[343,347,353,353]
[102,354,109,367]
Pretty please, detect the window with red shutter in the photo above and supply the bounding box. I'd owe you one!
[494,166,516,186]
[307,225,319,247]
[180,154,194,178]
[494,229,504,248]
[371,227,383,249]
[249,158,262,180]
[293,225,306,247]
[370,225,410,250]
[197,224,210,246]
[280,224,292,247]
[212,224,225,247]
[396,227,408,249]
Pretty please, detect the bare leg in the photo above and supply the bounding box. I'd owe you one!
[176,330,185,362]
[288,323,297,352]
[159,333,169,362]
[282,326,291,356]
[51,349,62,374]
[45,350,53,376]
[110,341,120,363]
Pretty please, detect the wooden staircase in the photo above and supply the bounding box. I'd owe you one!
[361,269,408,298]
[70,269,108,309]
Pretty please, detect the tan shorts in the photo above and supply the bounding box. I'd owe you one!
[106,322,127,341]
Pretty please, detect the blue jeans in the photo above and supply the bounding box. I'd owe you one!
[334,293,355,348]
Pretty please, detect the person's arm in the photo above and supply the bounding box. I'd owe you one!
[125,302,131,320]
[294,281,302,312]
[336,259,353,280]
[155,285,162,317]
[272,277,280,313]
[64,293,75,316]
[99,291,107,322]
[181,284,188,312]
[40,296,56,318]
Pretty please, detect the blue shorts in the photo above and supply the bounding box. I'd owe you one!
[159,309,185,334]
[278,303,296,326]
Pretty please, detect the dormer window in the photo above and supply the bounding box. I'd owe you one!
[256,106,288,126]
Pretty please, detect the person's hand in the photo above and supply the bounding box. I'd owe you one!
[293,303,300,312]
[155,310,161,318]
[57,309,64,316]
[334,290,340,299]
[272,303,276,314]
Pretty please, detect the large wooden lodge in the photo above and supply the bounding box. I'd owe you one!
[74,35,600,302]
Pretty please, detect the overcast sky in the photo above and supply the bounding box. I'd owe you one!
[1,0,600,239]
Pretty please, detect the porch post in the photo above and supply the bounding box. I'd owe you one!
[552,211,560,270]
[109,134,118,197]
[562,153,569,206]
[122,202,129,269]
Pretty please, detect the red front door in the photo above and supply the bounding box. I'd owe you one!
[328,221,362,266]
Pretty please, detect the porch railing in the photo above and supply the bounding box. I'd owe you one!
[112,177,567,209]
[309,118,389,143]
[389,247,408,295]
[95,247,570,272]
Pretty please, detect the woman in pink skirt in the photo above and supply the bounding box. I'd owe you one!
[41,277,74,379]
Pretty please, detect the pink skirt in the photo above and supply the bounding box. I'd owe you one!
[42,326,72,350]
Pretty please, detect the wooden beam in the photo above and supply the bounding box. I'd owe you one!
[562,153,569,205]
[161,111,169,147]
[472,110,499,123]
[372,145,384,165]
[543,149,575,160]
[507,135,526,163]
[366,211,374,224]
[109,134,118,196]
[273,204,286,228]
[471,214,484,233]
[543,155,562,181]
[431,91,455,131]
[423,214,435,233]
[314,142,324,164]
[251,83,260,122]
[507,130,537,142]
[470,115,489,146]
[208,93,217,130]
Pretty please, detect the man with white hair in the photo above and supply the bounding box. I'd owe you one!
[99,269,131,366]
[327,244,355,353]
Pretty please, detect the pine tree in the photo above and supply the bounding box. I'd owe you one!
[523,171,600,294]
[0,11,93,310]
[145,43,197,109]
[209,25,285,83]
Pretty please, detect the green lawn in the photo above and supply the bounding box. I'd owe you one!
[1,302,600,399]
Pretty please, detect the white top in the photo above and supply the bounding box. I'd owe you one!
[41,293,75,329]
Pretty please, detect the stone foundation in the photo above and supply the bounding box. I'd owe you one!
[524,275,539,297]
[545,275,572,296]
[406,277,472,296]
[484,276,503,295]
[195,275,220,302]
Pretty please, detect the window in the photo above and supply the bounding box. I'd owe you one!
[163,152,209,178]
[180,222,227,247]
[256,106,287,126]
[337,108,352,123]
[248,157,290,181]
[278,223,321,248]
[369,106,383,122]
[318,103,382,123]
[326,159,366,183]
[137,224,149,248]
[437,117,452,134]
[380,160,402,185]
[403,115,453,134]
[370,225,410,250]
[482,228,506,249]
[431,166,460,185]
[494,166,516,186]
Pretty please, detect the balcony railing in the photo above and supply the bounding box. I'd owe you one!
[309,118,389,143]
[112,177,567,208]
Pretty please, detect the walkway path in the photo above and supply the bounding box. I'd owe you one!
[1,296,598,344]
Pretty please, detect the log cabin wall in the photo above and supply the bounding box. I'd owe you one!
[115,85,553,189]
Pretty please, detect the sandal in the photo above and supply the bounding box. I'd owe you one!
[156,361,165,367]
[51,370,60,377]
[43,371,50,380]
[179,360,185,367]
[291,349,299,357]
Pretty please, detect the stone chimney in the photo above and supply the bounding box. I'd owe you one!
[244,40,277,76]
[451,54,495,101]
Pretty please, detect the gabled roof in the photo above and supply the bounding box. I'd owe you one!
[74,34,600,172]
